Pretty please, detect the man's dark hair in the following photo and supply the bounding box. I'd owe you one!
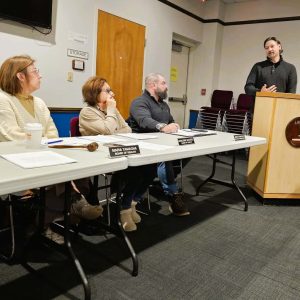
[264,36,283,54]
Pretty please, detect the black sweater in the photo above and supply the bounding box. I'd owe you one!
[127,90,174,133]
[244,58,297,96]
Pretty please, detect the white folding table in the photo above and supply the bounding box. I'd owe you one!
[0,141,128,300]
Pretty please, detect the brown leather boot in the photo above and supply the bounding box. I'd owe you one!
[120,208,137,232]
[131,201,141,223]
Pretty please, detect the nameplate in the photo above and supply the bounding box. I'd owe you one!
[109,145,140,157]
[178,137,195,145]
[234,134,246,141]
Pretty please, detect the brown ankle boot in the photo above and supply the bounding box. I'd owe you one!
[71,195,103,220]
[131,201,141,223]
[120,208,137,232]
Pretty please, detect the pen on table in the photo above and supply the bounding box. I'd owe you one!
[47,139,63,145]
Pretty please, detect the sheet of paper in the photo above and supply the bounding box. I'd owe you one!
[1,151,77,169]
[44,137,86,146]
[170,129,217,137]
[116,133,158,140]
[117,141,174,151]
[79,135,127,144]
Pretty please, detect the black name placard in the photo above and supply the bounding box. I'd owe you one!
[178,137,195,145]
[234,134,246,141]
[109,145,140,157]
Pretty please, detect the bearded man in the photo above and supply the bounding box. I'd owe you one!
[127,73,190,216]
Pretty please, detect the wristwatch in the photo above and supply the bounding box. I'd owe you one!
[155,123,167,131]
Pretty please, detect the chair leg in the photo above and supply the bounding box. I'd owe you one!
[146,188,151,212]
[178,159,183,193]
[0,195,16,262]
[104,174,111,226]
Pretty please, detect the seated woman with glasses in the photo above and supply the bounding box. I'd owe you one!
[0,55,102,243]
[79,76,156,232]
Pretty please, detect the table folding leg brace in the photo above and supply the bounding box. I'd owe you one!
[196,151,248,211]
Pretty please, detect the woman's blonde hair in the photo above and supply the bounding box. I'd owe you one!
[0,55,35,95]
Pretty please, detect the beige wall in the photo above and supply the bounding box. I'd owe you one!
[0,0,299,117]
[224,0,300,21]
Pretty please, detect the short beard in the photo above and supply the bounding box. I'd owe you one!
[157,89,168,100]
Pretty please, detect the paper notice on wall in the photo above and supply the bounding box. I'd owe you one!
[170,67,178,82]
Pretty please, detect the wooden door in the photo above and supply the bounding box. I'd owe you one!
[97,11,145,118]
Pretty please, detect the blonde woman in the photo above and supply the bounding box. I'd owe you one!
[0,55,102,242]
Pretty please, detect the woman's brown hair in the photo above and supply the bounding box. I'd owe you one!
[82,76,106,106]
[0,55,35,95]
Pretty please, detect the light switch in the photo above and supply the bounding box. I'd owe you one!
[67,71,73,82]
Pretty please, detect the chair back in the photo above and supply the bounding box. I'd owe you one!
[211,90,233,109]
[236,94,254,111]
[70,116,81,137]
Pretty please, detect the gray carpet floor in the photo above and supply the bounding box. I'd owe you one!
[1,153,300,300]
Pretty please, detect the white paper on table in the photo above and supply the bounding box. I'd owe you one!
[1,151,77,169]
[44,137,87,146]
[117,141,174,151]
[116,133,158,140]
[79,135,127,144]
[170,129,217,137]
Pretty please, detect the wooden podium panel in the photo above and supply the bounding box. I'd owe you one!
[247,92,300,198]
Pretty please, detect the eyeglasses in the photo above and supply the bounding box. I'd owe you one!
[19,66,40,75]
[28,68,40,75]
[101,88,113,94]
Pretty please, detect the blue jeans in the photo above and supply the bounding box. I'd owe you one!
[157,161,178,196]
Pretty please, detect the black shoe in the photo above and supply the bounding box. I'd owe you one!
[168,192,190,216]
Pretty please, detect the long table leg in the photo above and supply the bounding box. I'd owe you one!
[100,171,138,276]
[115,188,138,276]
[196,154,217,195]
[195,151,248,211]
[64,182,91,300]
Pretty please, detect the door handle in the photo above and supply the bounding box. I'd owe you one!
[169,95,187,105]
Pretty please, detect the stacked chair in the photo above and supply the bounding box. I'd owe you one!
[196,91,254,135]
[196,90,233,130]
[222,93,254,135]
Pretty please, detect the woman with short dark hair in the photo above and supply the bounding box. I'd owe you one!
[79,76,156,232]
[80,76,131,135]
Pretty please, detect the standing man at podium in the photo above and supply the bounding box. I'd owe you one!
[245,36,297,96]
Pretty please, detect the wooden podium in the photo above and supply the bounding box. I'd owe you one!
[247,92,300,198]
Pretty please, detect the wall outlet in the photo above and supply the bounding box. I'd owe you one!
[67,71,73,82]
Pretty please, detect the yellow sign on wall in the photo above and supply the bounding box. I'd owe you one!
[170,66,178,82]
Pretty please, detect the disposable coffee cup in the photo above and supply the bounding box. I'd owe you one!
[24,123,43,149]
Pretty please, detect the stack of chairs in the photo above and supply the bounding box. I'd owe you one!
[222,93,254,135]
[196,89,233,130]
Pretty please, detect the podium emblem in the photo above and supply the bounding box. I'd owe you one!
[285,117,300,147]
